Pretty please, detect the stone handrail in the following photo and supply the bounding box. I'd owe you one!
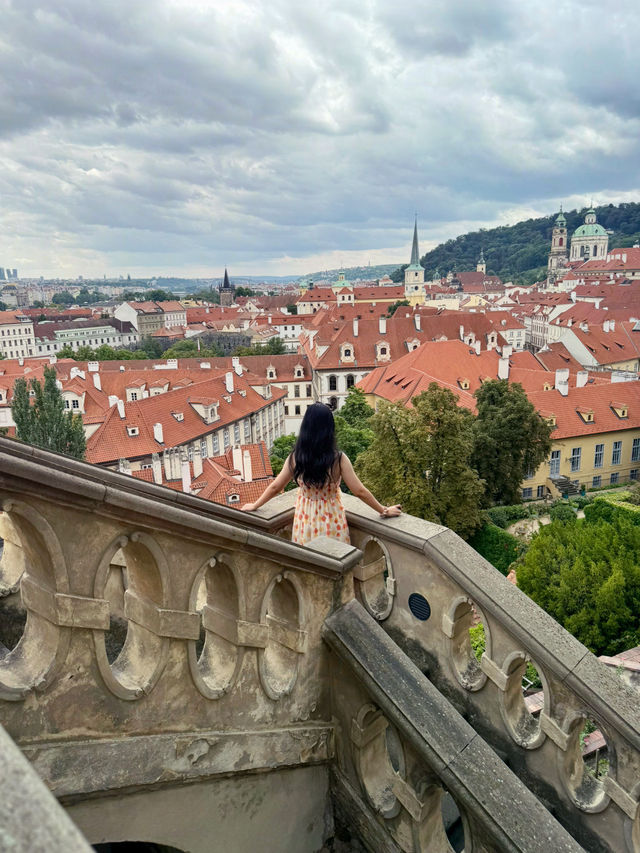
[324,599,584,853]
[0,438,360,805]
[255,490,640,853]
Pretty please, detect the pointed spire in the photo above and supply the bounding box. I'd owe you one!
[410,217,420,267]
[223,268,231,289]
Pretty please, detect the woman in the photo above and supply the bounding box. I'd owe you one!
[241,402,401,546]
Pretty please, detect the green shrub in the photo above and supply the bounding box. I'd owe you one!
[468,523,526,575]
[570,495,592,510]
[584,497,640,527]
[469,623,486,661]
[549,503,577,523]
[487,507,509,528]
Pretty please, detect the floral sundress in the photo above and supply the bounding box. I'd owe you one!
[292,478,350,547]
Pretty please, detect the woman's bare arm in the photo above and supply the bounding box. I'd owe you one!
[339,454,401,517]
[241,455,293,511]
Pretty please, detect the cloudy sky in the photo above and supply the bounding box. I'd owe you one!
[1,0,639,279]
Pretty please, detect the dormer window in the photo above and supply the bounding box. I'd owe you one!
[546,415,557,427]
[543,382,552,391]
[577,408,594,423]
[172,411,184,422]
[611,403,628,419]
[295,366,304,378]
[127,425,139,436]
[457,378,470,390]
[227,494,240,504]
[267,367,276,379]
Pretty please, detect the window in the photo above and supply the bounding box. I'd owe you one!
[130,391,138,401]
[284,405,289,415]
[200,439,208,459]
[306,384,312,396]
[244,419,251,441]
[64,400,70,409]
[380,347,387,356]
[632,438,640,463]
[594,443,604,468]
[223,428,230,449]
[569,447,581,472]
[522,487,533,500]
[228,494,240,504]
[631,469,639,481]
[344,348,351,357]
[329,375,337,391]
[71,399,80,409]
[610,472,619,485]
[212,434,219,453]
[329,396,338,411]
[612,441,622,465]
[294,405,300,415]
[592,475,601,488]
[346,374,355,388]
[234,423,240,442]
[294,385,300,397]
[537,485,546,499]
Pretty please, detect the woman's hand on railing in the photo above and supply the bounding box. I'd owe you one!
[380,505,402,518]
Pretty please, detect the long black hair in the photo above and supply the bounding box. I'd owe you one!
[292,402,339,487]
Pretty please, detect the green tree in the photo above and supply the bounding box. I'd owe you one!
[234,286,255,297]
[356,385,485,539]
[137,337,164,358]
[336,387,374,427]
[51,291,75,305]
[386,299,409,316]
[56,345,77,359]
[517,517,640,656]
[75,346,95,361]
[286,304,298,315]
[147,288,176,302]
[270,434,297,491]
[0,300,7,311]
[11,367,86,460]
[334,388,375,464]
[472,380,553,506]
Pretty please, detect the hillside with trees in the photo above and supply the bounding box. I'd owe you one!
[390,201,640,286]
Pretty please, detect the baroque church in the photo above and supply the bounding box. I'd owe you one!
[547,206,609,286]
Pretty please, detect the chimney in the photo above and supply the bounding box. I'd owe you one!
[379,316,387,335]
[118,458,131,476]
[116,399,125,419]
[88,361,99,372]
[93,372,102,391]
[555,367,570,396]
[414,313,421,331]
[171,447,181,481]
[576,370,588,388]
[232,444,243,475]
[49,355,57,364]
[232,356,242,376]
[268,315,272,325]
[193,446,203,478]
[474,340,481,356]
[610,319,615,331]
[352,318,359,337]
[502,344,513,359]
[153,422,164,444]
[151,452,163,485]
[181,450,191,494]
[459,324,465,341]
[163,449,171,480]
[603,319,610,333]
[242,449,253,483]
[225,371,234,393]
[108,394,118,408]
[498,356,509,380]
[18,357,24,366]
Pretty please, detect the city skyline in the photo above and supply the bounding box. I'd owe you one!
[1,0,639,278]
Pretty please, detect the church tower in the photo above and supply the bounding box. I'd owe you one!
[570,206,609,262]
[476,249,486,274]
[547,207,569,287]
[404,217,425,305]
[219,268,235,306]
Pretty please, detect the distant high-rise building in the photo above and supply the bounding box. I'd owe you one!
[11,269,17,279]
[0,268,5,281]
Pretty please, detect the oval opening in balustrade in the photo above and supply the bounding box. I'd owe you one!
[499,653,547,750]
[446,597,489,692]
[94,534,169,701]
[188,556,244,699]
[354,537,394,621]
[258,573,304,700]
[561,714,612,813]
[441,788,466,853]
[0,504,67,700]
[353,704,403,820]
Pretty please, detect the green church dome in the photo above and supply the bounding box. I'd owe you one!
[573,222,607,237]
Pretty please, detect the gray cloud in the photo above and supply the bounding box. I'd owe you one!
[0,0,639,277]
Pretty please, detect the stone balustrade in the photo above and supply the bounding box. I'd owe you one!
[1,436,639,852]
[254,491,640,853]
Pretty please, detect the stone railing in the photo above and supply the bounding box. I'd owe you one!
[255,490,640,853]
[0,438,361,850]
[323,599,583,853]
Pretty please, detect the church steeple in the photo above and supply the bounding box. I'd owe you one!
[404,217,425,303]
[410,217,420,267]
[476,248,486,274]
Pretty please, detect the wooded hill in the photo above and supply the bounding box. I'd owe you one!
[390,202,640,286]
